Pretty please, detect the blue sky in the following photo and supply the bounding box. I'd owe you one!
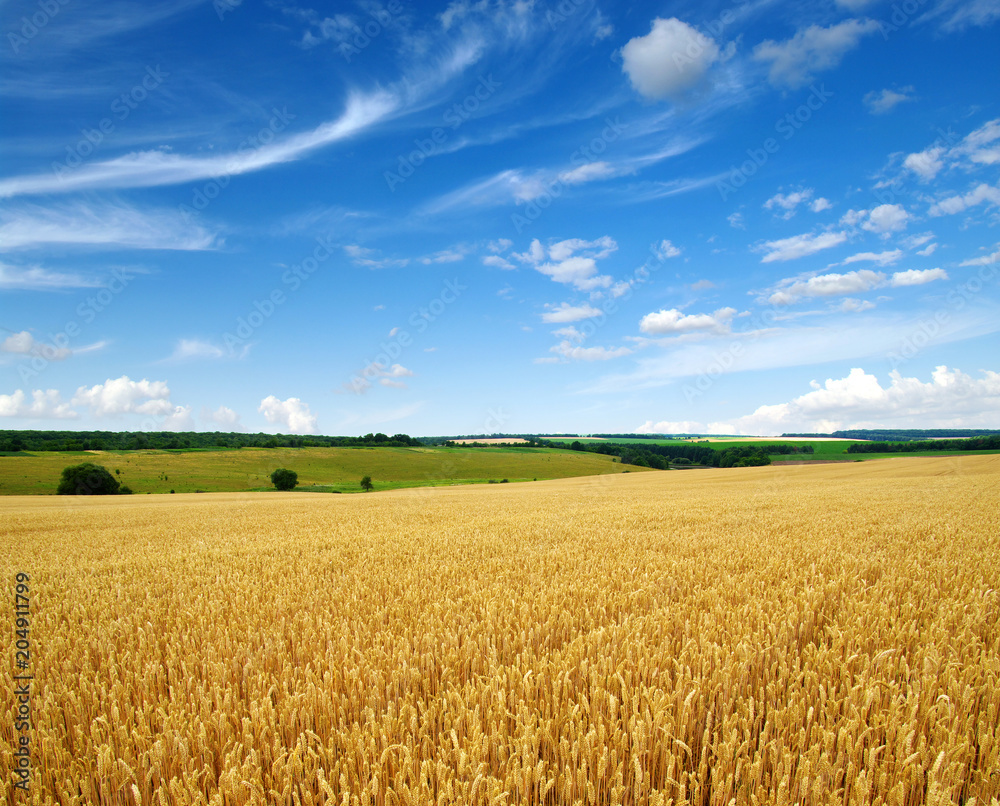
[1,0,998,436]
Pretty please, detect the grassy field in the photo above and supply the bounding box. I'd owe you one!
[2,456,998,804]
[0,445,650,495]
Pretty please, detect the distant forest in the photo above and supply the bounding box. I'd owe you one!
[0,430,423,453]
[783,429,1000,441]
[846,435,1000,454]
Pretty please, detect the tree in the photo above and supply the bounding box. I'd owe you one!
[270,468,298,491]
[360,475,374,492]
[57,463,121,495]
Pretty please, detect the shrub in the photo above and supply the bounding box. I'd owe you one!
[57,463,121,495]
[119,485,134,495]
[270,468,298,491]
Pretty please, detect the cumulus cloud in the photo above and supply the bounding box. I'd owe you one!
[541,302,603,323]
[756,230,848,262]
[621,17,720,101]
[862,203,910,236]
[863,87,915,114]
[764,188,816,219]
[766,269,885,305]
[810,197,833,213]
[752,19,880,88]
[72,376,173,417]
[960,245,1000,266]
[515,236,618,291]
[1,331,71,361]
[161,405,195,431]
[928,183,1000,216]
[202,405,242,429]
[653,239,682,259]
[636,367,1000,435]
[0,389,77,419]
[956,119,1000,166]
[258,395,318,434]
[890,268,949,286]
[766,265,947,304]
[903,147,946,181]
[731,366,1000,433]
[639,307,737,335]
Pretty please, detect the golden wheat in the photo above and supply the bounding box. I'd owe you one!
[1,455,998,805]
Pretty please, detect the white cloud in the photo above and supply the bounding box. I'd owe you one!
[639,307,737,335]
[0,91,399,199]
[752,19,880,88]
[161,405,195,431]
[635,419,706,434]
[729,366,1000,433]
[258,395,318,434]
[0,389,77,419]
[551,341,632,361]
[863,87,915,114]
[202,405,242,429]
[1,331,71,361]
[837,298,876,312]
[917,243,938,257]
[653,239,682,259]
[839,249,903,266]
[0,201,220,251]
[0,261,102,291]
[756,230,848,262]
[553,326,585,342]
[727,212,746,230]
[167,339,227,361]
[890,268,948,286]
[764,188,815,219]
[960,245,1000,266]
[903,147,946,182]
[923,0,1000,32]
[488,238,513,253]
[515,236,618,291]
[928,183,1000,216]
[483,255,516,270]
[862,203,910,236]
[766,269,885,305]
[621,17,720,101]
[766,265,948,304]
[420,248,466,264]
[344,244,409,269]
[559,162,621,185]
[810,197,833,213]
[956,119,1000,166]
[541,302,603,323]
[72,376,173,417]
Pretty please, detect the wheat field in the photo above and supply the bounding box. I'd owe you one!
[2,456,998,805]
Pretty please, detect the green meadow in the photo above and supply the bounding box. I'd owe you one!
[0,445,650,495]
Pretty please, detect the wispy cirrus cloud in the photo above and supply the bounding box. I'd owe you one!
[0,201,221,251]
[0,261,102,291]
[0,92,398,198]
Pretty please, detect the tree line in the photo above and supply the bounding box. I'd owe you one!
[554,439,800,468]
[784,429,1000,442]
[846,435,1000,454]
[0,430,422,453]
